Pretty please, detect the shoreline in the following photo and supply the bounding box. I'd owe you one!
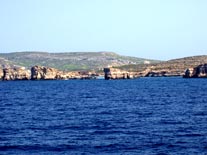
[1,63,207,81]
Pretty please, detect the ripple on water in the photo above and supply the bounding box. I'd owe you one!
[0,78,207,154]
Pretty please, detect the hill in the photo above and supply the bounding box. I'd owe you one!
[0,51,160,71]
[116,55,207,76]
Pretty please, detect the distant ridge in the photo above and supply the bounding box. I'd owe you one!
[116,55,207,74]
[0,51,160,71]
[167,55,207,63]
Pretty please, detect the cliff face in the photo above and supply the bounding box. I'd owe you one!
[104,68,136,80]
[0,65,99,81]
[3,67,31,80]
[31,66,59,80]
[31,66,96,80]
[144,67,182,77]
[183,64,207,78]
[0,68,3,80]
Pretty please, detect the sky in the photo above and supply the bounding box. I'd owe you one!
[0,0,207,60]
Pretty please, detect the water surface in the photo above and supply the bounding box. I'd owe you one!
[0,77,207,154]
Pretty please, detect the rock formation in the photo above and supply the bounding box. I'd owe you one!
[140,65,183,77]
[0,65,154,81]
[56,71,85,80]
[0,68,3,80]
[183,64,207,78]
[3,67,30,80]
[104,68,135,80]
[31,65,98,80]
[31,66,60,80]
[145,70,181,77]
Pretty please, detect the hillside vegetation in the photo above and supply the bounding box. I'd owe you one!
[1,52,206,75]
[0,51,160,71]
[116,55,207,73]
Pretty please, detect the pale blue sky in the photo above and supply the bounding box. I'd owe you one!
[0,0,207,60]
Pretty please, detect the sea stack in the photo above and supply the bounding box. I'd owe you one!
[183,64,207,78]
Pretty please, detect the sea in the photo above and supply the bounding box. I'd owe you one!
[0,77,207,155]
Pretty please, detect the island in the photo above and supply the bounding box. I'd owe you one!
[0,52,207,80]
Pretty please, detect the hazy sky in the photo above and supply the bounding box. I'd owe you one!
[0,0,207,60]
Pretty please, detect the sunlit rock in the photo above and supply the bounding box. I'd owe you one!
[31,66,61,80]
[0,67,3,80]
[104,67,135,80]
[3,67,30,80]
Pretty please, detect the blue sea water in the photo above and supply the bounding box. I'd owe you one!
[0,77,207,155]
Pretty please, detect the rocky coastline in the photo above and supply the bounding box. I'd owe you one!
[1,63,207,81]
[103,67,183,79]
[0,66,99,81]
[0,52,207,80]
[3,67,30,81]
[104,63,207,79]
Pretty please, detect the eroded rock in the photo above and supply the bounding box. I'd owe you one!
[3,67,30,80]
[0,68,3,80]
[183,64,207,78]
[104,68,135,80]
[31,65,98,80]
[31,66,60,80]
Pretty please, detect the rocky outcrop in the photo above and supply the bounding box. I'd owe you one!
[3,67,30,80]
[183,64,207,78]
[56,71,87,80]
[104,68,136,80]
[31,66,60,80]
[131,65,182,77]
[0,68,3,80]
[78,71,99,79]
[145,70,182,77]
[31,65,98,80]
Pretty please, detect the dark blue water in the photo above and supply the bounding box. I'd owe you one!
[0,77,207,155]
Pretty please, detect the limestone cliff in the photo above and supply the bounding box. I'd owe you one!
[31,66,59,80]
[183,64,207,78]
[144,67,182,77]
[3,67,30,80]
[0,68,3,80]
[104,68,136,80]
[31,65,97,80]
